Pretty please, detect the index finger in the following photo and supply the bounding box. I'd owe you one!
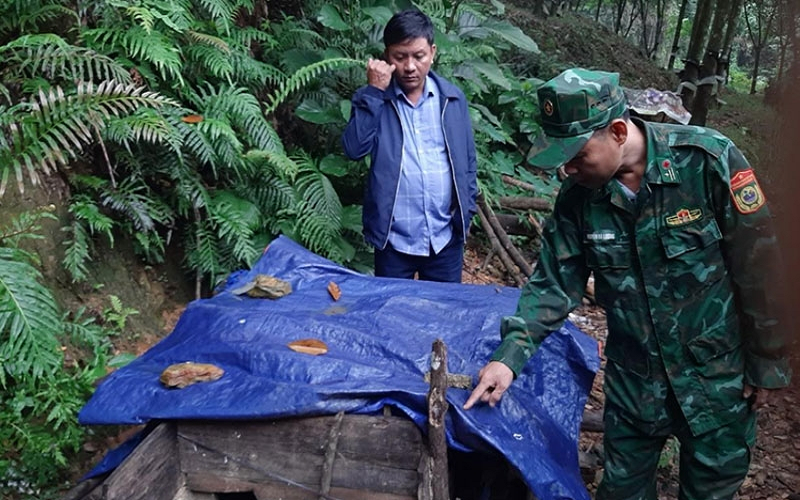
[463,379,492,410]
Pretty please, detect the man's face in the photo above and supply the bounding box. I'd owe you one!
[385,37,436,96]
[562,128,623,189]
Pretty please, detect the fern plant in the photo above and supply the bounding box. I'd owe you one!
[0,79,178,196]
[0,210,112,493]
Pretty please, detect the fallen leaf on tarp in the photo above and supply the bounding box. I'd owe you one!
[160,362,224,388]
[327,281,341,301]
[287,338,328,355]
[230,274,292,299]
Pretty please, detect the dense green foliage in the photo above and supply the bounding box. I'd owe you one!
[0,0,561,494]
[0,208,112,497]
[0,0,794,496]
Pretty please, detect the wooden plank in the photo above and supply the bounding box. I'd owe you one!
[101,422,182,500]
[59,476,104,500]
[178,415,423,496]
[184,472,415,500]
[181,445,420,496]
[178,415,422,470]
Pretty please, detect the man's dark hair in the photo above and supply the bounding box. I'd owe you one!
[383,9,434,47]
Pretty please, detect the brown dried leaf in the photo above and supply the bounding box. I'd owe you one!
[287,338,328,356]
[160,362,224,388]
[327,281,341,301]
[181,114,204,124]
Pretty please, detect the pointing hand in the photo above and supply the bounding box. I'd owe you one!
[463,361,514,410]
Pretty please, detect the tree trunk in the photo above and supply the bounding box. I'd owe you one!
[595,0,603,21]
[622,1,640,38]
[614,0,627,34]
[533,0,546,16]
[744,0,777,95]
[651,0,668,61]
[690,0,732,125]
[718,0,744,83]
[668,0,691,70]
[680,0,716,111]
[750,48,762,94]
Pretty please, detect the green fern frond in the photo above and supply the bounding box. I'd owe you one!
[167,160,212,215]
[0,4,77,36]
[0,206,57,248]
[83,25,183,84]
[291,157,344,258]
[236,172,297,225]
[0,81,178,196]
[104,108,182,151]
[61,220,91,283]
[244,149,298,179]
[197,0,236,35]
[190,85,284,153]
[230,53,285,88]
[0,247,62,384]
[264,57,363,114]
[185,44,235,81]
[132,229,166,263]
[186,30,231,53]
[99,176,173,232]
[208,192,261,265]
[69,196,115,244]
[125,5,156,33]
[0,34,131,84]
[180,121,217,166]
[185,219,223,282]
[227,25,275,48]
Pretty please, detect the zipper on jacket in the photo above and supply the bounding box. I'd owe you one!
[441,98,466,244]
[381,100,405,250]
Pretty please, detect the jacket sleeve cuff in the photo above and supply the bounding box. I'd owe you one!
[355,84,387,103]
[489,316,538,377]
[745,353,792,389]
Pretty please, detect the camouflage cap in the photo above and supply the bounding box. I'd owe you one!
[528,68,628,170]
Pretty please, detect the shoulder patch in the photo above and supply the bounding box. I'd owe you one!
[730,168,766,214]
[668,126,728,159]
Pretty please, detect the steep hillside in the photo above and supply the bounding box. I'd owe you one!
[506,7,678,90]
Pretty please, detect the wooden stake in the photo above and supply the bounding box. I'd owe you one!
[427,339,449,500]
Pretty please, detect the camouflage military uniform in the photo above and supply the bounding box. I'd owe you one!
[490,69,791,499]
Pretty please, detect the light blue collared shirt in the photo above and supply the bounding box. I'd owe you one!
[389,77,454,256]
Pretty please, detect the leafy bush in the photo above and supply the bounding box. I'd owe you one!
[0,209,112,497]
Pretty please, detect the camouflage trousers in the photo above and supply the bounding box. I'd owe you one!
[596,390,756,500]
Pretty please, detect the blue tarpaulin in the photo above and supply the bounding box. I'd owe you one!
[79,236,599,499]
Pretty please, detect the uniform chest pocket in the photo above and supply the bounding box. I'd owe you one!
[585,242,631,269]
[659,218,726,295]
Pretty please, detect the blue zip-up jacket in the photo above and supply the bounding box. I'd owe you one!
[341,71,478,250]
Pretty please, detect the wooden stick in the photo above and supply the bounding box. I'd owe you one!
[476,204,526,286]
[498,196,552,211]
[527,214,544,237]
[428,339,449,500]
[501,174,536,192]
[480,198,534,277]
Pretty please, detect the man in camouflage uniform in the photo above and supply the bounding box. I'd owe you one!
[464,68,791,499]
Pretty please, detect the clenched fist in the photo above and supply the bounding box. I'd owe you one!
[367,58,396,91]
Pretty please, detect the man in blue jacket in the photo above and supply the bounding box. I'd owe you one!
[342,9,478,282]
